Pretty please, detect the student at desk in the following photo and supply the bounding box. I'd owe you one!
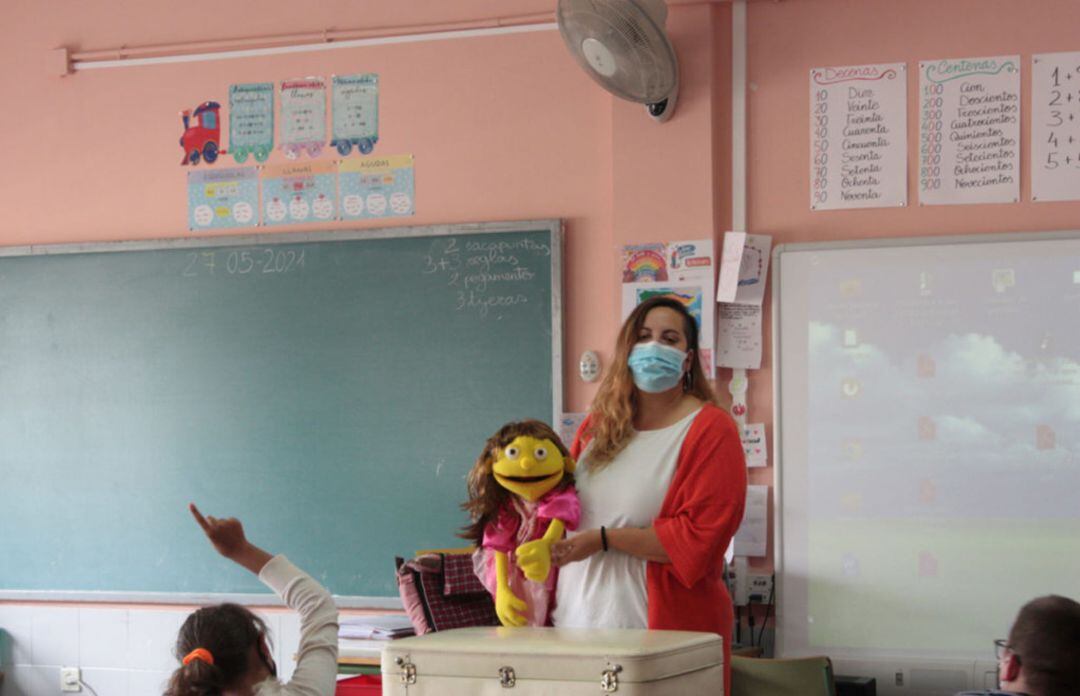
[550,296,747,693]
[165,504,339,696]
[957,595,1080,696]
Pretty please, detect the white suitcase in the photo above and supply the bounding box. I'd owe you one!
[380,626,723,695]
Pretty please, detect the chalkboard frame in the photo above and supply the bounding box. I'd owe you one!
[0,218,563,606]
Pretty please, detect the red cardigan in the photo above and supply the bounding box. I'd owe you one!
[571,403,748,689]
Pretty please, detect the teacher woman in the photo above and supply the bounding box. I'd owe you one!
[550,296,747,693]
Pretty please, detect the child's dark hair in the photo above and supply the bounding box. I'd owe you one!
[460,419,574,545]
[164,603,270,696]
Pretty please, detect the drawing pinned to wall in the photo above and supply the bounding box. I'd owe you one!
[261,161,337,226]
[332,74,379,156]
[1032,51,1080,202]
[809,62,908,210]
[622,244,668,282]
[338,155,415,219]
[280,78,327,159]
[918,56,1019,205]
[229,83,274,163]
[179,101,224,166]
[621,240,716,377]
[187,167,259,231]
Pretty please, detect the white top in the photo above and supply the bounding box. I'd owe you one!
[255,555,340,696]
[552,408,699,629]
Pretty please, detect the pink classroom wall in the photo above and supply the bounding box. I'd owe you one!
[14,0,1078,594]
[746,0,1080,571]
[0,1,731,416]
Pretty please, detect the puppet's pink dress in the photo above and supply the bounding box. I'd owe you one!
[473,486,580,626]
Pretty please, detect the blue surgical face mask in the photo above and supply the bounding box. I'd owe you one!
[627,342,688,393]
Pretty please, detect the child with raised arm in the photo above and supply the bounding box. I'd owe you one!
[164,504,338,696]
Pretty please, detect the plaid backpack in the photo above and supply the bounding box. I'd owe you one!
[395,552,498,634]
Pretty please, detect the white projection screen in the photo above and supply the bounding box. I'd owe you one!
[773,231,1080,693]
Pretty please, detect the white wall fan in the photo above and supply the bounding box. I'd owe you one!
[556,0,679,122]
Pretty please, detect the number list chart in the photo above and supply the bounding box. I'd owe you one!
[810,62,907,211]
[919,56,1020,205]
[1032,51,1080,202]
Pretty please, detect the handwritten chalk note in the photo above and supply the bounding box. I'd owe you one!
[810,62,907,210]
[1032,52,1080,202]
[421,235,552,319]
[919,56,1019,205]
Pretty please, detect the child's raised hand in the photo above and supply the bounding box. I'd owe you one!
[515,538,553,583]
[189,503,249,559]
[188,503,272,575]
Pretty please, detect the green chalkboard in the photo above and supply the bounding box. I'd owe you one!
[0,221,561,600]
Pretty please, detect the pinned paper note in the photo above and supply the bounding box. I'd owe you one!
[734,485,768,557]
[717,233,771,369]
[741,423,768,468]
[717,304,763,369]
[717,232,746,303]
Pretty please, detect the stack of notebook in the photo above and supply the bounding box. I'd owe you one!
[339,614,416,641]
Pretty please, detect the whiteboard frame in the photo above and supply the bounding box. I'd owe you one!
[0,218,564,607]
[771,228,1080,655]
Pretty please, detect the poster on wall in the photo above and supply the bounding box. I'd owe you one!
[261,161,337,226]
[810,62,907,211]
[280,77,327,160]
[1032,51,1080,202]
[228,82,275,164]
[331,73,380,156]
[918,56,1020,205]
[187,167,259,231]
[338,155,415,220]
[620,240,716,378]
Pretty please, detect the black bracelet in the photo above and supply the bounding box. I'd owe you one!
[600,526,609,552]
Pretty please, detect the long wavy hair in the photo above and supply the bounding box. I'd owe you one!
[460,419,574,545]
[584,296,716,467]
[164,603,271,696]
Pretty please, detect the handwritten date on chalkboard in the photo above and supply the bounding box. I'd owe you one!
[182,248,306,277]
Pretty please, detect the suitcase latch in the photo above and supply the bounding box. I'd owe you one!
[600,663,622,692]
[395,655,417,685]
[499,665,517,687]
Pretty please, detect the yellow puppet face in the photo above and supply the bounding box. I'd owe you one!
[491,435,574,502]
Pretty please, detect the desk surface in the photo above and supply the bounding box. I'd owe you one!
[339,638,385,664]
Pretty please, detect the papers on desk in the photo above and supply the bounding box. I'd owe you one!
[339,614,415,640]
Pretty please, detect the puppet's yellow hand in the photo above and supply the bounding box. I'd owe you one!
[516,538,553,583]
[496,583,528,627]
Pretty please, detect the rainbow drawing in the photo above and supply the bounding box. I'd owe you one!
[637,286,703,333]
[623,244,668,282]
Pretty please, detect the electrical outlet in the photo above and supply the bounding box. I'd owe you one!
[60,667,81,692]
[748,574,773,603]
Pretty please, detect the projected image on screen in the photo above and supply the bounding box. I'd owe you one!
[778,237,1080,658]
